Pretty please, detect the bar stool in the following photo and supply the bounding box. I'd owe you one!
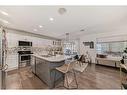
[54,60,78,89]
[77,55,86,66]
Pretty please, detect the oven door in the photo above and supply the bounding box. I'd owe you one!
[21,55,31,61]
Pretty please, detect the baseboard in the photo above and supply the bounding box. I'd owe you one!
[96,64,119,69]
[6,67,18,72]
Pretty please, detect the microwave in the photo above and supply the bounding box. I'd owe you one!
[18,41,32,46]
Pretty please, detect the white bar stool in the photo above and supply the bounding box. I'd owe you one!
[54,60,78,89]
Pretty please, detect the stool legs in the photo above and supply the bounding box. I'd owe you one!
[65,73,69,88]
[73,69,78,89]
[54,70,78,89]
[65,71,78,89]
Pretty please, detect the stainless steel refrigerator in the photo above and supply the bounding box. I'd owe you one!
[0,26,8,89]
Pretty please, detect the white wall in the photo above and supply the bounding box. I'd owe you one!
[6,30,53,71]
[80,26,127,63]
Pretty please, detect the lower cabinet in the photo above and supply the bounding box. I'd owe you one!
[96,60,120,68]
[6,54,18,71]
[32,57,65,88]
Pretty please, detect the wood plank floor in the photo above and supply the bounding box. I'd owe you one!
[6,64,121,89]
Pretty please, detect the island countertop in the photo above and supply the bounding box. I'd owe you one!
[31,54,72,88]
[32,54,72,62]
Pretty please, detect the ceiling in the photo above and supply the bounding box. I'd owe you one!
[0,6,127,39]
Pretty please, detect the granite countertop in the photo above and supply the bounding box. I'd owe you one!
[32,54,72,62]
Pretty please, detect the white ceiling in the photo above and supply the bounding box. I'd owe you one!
[0,6,127,39]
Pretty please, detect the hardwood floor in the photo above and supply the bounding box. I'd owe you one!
[6,64,121,89]
[6,67,48,89]
[76,64,120,89]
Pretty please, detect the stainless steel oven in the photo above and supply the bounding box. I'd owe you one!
[18,41,33,68]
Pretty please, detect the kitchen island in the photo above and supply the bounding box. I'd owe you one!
[31,54,71,88]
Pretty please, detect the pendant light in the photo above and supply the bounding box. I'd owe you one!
[65,33,70,42]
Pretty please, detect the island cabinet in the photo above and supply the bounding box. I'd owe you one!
[31,55,66,88]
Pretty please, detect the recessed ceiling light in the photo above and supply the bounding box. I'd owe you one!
[49,17,54,21]
[0,10,9,16]
[39,25,43,28]
[58,8,67,15]
[33,29,37,31]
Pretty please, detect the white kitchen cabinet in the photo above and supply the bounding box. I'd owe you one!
[6,54,18,71]
[6,32,55,71]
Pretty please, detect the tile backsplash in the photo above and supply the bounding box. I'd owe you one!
[7,46,63,55]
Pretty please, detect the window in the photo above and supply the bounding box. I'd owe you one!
[96,41,127,56]
[63,40,79,55]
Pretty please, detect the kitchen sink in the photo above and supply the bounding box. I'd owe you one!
[41,55,52,57]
